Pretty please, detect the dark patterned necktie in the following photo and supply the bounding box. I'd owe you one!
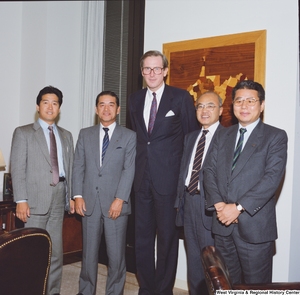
[102,127,109,162]
[48,126,59,186]
[148,92,157,135]
[187,130,208,195]
[232,128,247,171]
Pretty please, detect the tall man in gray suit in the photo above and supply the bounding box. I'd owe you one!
[204,80,288,284]
[73,91,136,295]
[10,86,74,295]
[175,91,224,295]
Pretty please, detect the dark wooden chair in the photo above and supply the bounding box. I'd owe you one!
[201,245,300,295]
[0,227,52,295]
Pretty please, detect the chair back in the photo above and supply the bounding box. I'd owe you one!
[201,245,233,295]
[0,227,52,295]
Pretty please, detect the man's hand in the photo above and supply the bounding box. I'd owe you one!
[214,201,226,212]
[75,198,86,216]
[69,199,75,214]
[216,203,240,226]
[16,202,30,223]
[109,198,123,220]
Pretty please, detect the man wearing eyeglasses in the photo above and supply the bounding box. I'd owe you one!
[129,50,199,295]
[175,91,224,295]
[204,80,288,284]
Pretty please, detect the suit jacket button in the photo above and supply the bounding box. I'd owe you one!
[147,142,150,145]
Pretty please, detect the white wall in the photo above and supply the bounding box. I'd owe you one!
[144,0,299,284]
[0,3,22,195]
[0,1,82,195]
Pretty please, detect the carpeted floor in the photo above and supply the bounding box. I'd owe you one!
[61,262,188,295]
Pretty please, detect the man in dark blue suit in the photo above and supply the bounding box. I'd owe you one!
[175,91,224,295]
[204,80,288,284]
[129,50,199,295]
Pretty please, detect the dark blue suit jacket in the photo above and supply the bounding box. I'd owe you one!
[129,84,199,196]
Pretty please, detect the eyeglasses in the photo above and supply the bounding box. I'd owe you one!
[142,67,164,75]
[233,97,259,106]
[195,104,217,112]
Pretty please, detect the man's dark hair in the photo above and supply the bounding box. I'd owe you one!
[36,86,63,106]
[232,80,265,103]
[96,91,120,107]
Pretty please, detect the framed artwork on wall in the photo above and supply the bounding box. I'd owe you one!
[163,30,266,127]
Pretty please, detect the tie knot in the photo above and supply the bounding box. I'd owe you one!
[152,92,156,98]
[103,127,109,134]
[202,129,209,136]
[239,128,247,135]
[48,125,53,131]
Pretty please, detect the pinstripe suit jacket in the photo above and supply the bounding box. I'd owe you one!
[10,121,74,213]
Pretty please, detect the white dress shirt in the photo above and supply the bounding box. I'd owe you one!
[143,83,165,129]
[185,121,220,187]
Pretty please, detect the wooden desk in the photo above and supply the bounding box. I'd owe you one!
[0,201,18,234]
[0,201,82,258]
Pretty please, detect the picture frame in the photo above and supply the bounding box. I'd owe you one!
[3,173,13,201]
[163,30,266,127]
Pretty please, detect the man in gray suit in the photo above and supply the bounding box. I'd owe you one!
[10,86,74,295]
[175,91,224,295]
[204,80,288,284]
[73,91,136,295]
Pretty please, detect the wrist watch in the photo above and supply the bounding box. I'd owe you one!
[235,202,244,213]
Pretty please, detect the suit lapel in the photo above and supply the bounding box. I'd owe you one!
[89,125,101,172]
[231,121,263,179]
[136,88,148,135]
[225,126,239,180]
[183,131,200,179]
[33,121,51,166]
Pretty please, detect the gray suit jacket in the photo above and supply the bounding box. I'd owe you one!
[203,120,288,243]
[10,121,74,213]
[72,124,136,216]
[175,124,225,228]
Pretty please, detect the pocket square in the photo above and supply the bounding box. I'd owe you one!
[165,110,175,117]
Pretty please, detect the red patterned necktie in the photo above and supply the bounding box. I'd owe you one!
[48,126,59,186]
[148,92,157,135]
[187,130,208,195]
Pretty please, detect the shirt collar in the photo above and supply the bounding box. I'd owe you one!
[204,121,220,135]
[147,83,165,98]
[238,118,260,133]
[38,118,56,131]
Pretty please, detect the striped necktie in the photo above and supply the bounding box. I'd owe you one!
[232,128,247,171]
[187,129,208,195]
[102,127,109,162]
